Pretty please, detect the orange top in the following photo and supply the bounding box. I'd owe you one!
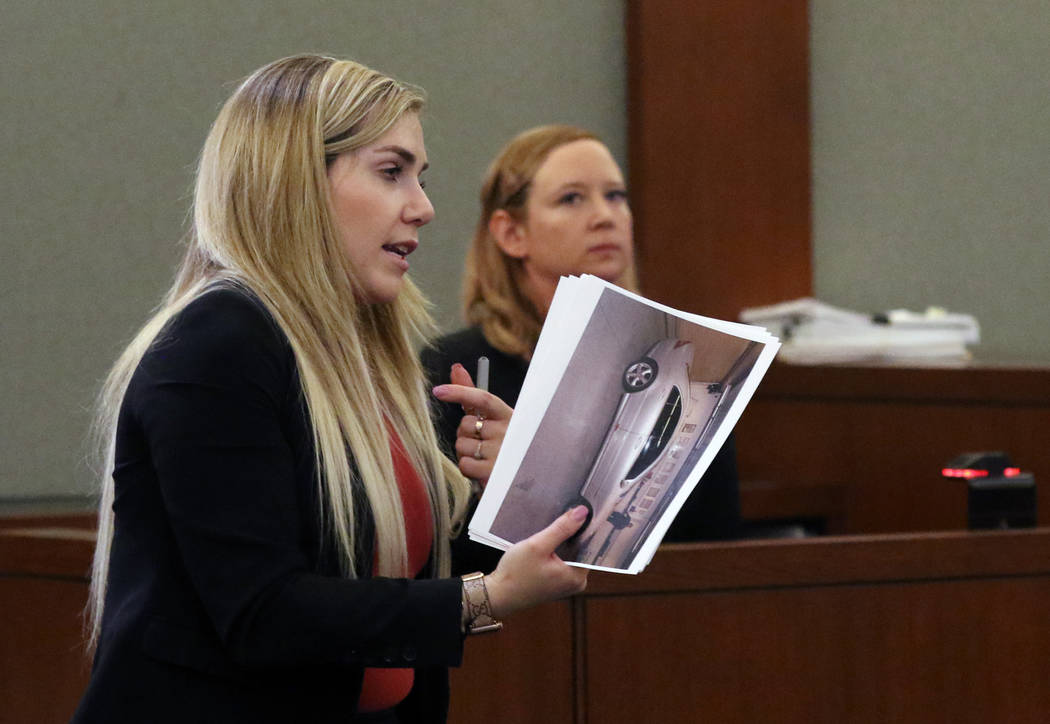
[355,429,435,713]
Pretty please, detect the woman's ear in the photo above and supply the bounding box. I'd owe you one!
[489,210,528,259]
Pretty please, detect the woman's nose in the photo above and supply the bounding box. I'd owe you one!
[406,186,435,226]
[590,197,619,228]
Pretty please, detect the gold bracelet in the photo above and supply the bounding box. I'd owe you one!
[461,572,503,634]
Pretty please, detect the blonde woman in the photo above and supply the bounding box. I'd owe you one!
[423,125,740,575]
[72,56,587,724]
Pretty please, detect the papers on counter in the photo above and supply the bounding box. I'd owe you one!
[739,298,979,364]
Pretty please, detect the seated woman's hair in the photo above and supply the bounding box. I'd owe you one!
[462,125,637,359]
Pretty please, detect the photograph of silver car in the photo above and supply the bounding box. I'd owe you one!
[475,279,777,573]
[569,339,728,567]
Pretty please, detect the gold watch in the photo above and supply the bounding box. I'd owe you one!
[461,572,503,634]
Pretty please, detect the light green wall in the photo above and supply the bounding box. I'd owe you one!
[810,1,1050,361]
[1,0,626,500]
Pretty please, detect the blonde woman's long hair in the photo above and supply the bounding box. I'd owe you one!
[88,54,470,649]
[462,125,639,360]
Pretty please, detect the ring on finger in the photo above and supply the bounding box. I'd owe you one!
[474,418,484,439]
[473,441,484,460]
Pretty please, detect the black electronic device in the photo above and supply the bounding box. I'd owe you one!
[942,451,1036,529]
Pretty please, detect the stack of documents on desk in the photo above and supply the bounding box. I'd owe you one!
[468,275,780,574]
[739,298,979,364]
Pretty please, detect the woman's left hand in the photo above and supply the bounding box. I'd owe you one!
[432,363,512,482]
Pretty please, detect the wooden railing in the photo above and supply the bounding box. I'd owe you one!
[0,514,96,724]
[5,516,1050,723]
[451,529,1050,723]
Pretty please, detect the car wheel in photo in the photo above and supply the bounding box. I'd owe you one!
[622,356,658,392]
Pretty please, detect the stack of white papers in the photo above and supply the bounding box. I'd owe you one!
[468,276,780,574]
[739,298,979,364]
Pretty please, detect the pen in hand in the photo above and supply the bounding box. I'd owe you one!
[476,356,489,393]
[472,356,490,497]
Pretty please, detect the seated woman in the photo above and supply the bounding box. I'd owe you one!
[423,125,740,574]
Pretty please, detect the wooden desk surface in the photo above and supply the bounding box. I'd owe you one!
[586,527,1050,596]
[756,358,1050,405]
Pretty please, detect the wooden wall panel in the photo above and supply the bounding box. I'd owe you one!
[0,578,92,724]
[584,578,1050,724]
[7,518,1050,724]
[627,0,812,320]
[0,521,95,724]
[734,362,1050,533]
[582,530,1050,724]
[448,600,575,724]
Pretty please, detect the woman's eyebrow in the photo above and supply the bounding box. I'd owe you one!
[374,145,428,171]
[551,180,587,192]
[549,179,623,194]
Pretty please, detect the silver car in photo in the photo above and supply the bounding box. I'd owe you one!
[567,338,725,567]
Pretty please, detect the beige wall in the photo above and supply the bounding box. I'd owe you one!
[810,1,1050,361]
[4,1,1048,501]
[0,0,626,500]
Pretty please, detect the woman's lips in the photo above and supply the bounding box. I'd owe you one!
[382,240,418,257]
[382,240,417,270]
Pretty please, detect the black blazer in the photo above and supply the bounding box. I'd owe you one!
[422,326,742,575]
[73,287,463,724]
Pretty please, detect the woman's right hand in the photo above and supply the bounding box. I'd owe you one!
[432,364,513,483]
[482,505,590,619]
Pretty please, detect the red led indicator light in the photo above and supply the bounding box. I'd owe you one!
[942,468,989,479]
